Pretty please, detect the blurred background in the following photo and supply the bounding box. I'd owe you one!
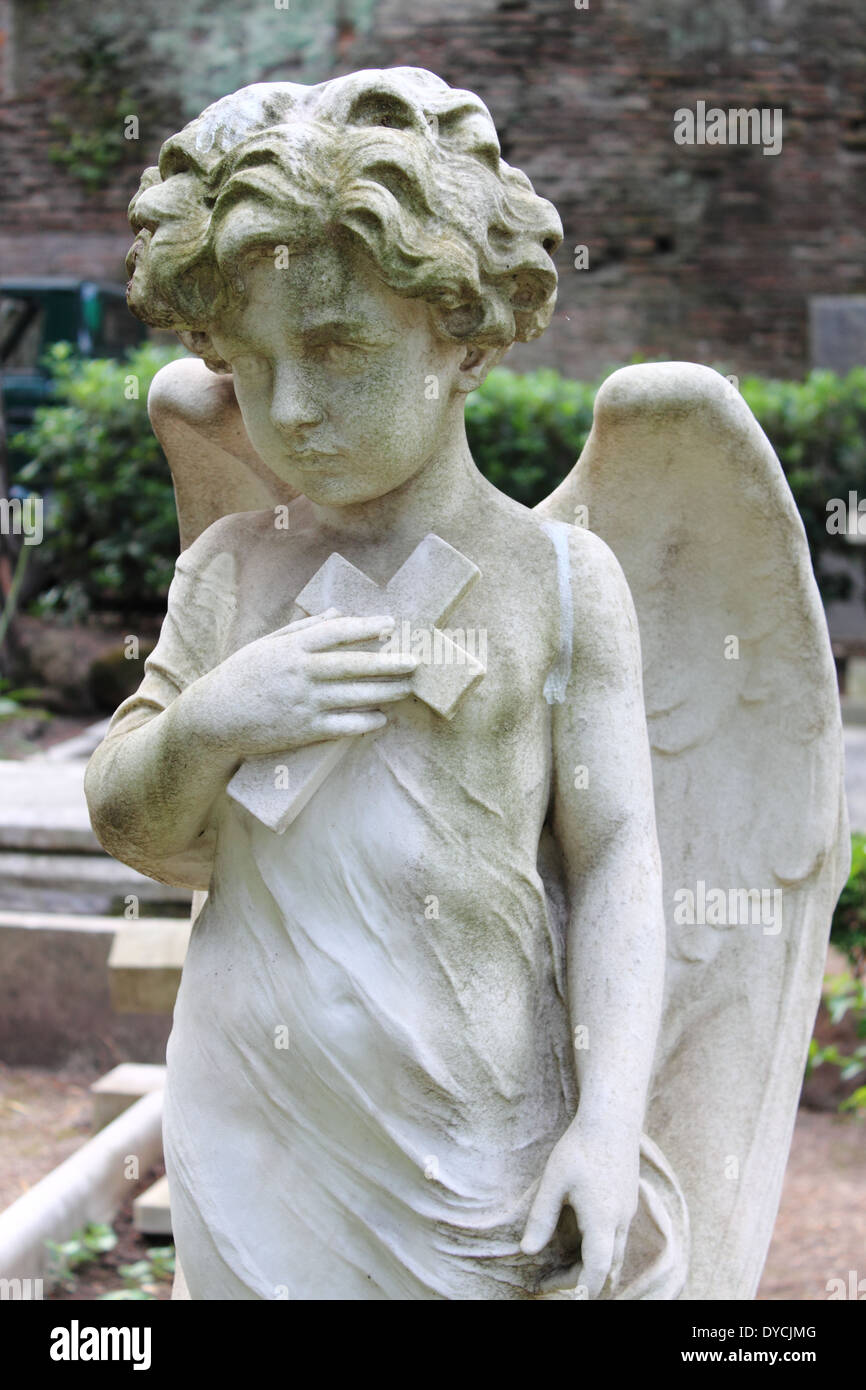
[0,0,863,1303]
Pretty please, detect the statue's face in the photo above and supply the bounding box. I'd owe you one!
[208,239,472,506]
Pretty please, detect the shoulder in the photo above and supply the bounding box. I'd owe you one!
[566,523,633,611]
[172,508,280,600]
[542,520,641,675]
[529,511,633,612]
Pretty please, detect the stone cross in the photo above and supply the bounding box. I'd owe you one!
[227,533,485,832]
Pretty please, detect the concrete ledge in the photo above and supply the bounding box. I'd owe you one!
[90,1063,166,1130]
[0,761,100,852]
[133,1174,172,1236]
[0,1090,164,1284]
[0,850,192,916]
[0,914,174,1067]
[109,919,192,1014]
[27,719,111,762]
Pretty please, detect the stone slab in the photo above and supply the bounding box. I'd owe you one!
[108,919,193,1014]
[0,850,191,915]
[27,719,111,763]
[0,914,173,1067]
[133,1174,172,1236]
[809,295,866,374]
[90,1062,166,1130]
[0,759,100,852]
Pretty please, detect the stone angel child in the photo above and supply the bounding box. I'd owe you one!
[85,68,849,1301]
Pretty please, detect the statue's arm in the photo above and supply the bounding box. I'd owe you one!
[84,521,245,889]
[552,527,665,1139]
[521,526,665,1295]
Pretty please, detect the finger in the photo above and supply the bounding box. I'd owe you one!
[321,680,413,709]
[310,710,388,738]
[302,615,396,651]
[574,1223,617,1301]
[520,1180,565,1256]
[313,650,419,680]
[271,608,341,637]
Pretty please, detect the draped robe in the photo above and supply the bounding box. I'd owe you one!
[100,523,687,1300]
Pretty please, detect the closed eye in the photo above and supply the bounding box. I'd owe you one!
[309,341,371,368]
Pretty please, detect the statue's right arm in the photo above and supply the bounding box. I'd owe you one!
[84,519,245,890]
[85,684,238,891]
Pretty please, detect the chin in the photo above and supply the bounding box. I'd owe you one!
[296,473,401,506]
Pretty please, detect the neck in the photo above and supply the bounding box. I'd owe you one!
[307,410,484,547]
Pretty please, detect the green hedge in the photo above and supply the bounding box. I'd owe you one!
[465,366,597,507]
[12,351,866,618]
[737,368,866,604]
[13,342,184,618]
[832,832,866,975]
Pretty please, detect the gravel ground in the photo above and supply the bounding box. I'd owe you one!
[758,1108,866,1301]
[0,1061,94,1211]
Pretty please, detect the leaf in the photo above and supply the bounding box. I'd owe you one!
[840,1086,866,1114]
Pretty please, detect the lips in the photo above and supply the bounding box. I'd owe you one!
[125,232,149,280]
[290,451,341,465]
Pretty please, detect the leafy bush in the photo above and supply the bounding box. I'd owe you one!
[466,366,598,507]
[830,832,866,976]
[804,837,866,1118]
[12,354,866,620]
[101,1245,175,1301]
[13,341,185,619]
[739,368,866,604]
[0,678,49,723]
[808,971,866,1116]
[46,1223,118,1290]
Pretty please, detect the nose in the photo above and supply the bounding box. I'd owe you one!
[270,363,324,434]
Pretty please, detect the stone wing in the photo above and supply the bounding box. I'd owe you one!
[147,357,295,552]
[536,362,849,1299]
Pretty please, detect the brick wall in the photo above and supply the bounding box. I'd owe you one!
[341,0,866,378]
[2,0,864,379]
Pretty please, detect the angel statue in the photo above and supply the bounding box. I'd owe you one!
[85,67,849,1301]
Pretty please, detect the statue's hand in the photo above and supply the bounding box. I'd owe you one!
[193,610,418,760]
[520,1119,640,1298]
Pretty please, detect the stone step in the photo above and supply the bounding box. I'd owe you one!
[0,849,192,915]
[0,759,100,852]
[90,1062,166,1130]
[0,912,185,1065]
[27,719,111,763]
[108,918,193,1014]
[133,1174,172,1237]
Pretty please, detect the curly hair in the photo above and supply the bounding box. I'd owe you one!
[125,67,562,371]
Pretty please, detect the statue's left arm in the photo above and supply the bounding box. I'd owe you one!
[521,525,665,1297]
